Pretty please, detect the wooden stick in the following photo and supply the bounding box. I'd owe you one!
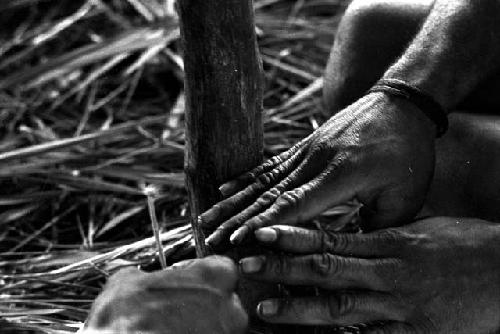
[178,0,263,257]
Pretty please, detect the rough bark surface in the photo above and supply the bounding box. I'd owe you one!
[178,1,277,331]
[178,2,338,333]
[178,0,263,219]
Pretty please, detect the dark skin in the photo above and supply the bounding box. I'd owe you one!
[83,0,500,332]
[201,0,500,244]
[241,220,500,333]
[323,0,500,113]
[82,216,500,333]
[82,256,248,334]
[199,0,500,331]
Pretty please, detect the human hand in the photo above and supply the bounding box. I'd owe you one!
[201,92,436,246]
[82,256,248,334]
[239,217,500,333]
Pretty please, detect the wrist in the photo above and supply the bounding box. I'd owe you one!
[368,78,449,137]
[367,91,437,142]
[383,61,454,112]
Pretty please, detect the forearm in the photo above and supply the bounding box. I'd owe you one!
[384,0,500,111]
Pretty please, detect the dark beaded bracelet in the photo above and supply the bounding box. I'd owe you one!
[368,78,448,137]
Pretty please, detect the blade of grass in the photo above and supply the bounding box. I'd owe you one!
[0,115,168,165]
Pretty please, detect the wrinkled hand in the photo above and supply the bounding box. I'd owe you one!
[82,256,248,334]
[201,93,436,246]
[239,217,500,333]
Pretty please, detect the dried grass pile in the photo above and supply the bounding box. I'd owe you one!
[0,0,349,332]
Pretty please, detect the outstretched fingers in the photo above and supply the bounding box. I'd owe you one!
[218,138,309,198]
[239,253,395,291]
[256,292,407,327]
[200,147,306,233]
[254,225,405,257]
[230,160,355,245]
[206,156,318,246]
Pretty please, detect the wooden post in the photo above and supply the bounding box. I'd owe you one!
[178,0,264,256]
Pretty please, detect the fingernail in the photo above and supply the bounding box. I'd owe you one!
[205,234,216,247]
[258,300,278,316]
[219,183,235,197]
[255,228,277,243]
[229,232,240,244]
[200,207,221,226]
[240,256,264,274]
[230,227,248,245]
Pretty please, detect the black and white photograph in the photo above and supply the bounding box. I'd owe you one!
[1,0,500,333]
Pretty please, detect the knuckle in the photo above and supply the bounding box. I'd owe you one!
[331,152,348,168]
[321,232,347,253]
[267,256,292,277]
[257,172,272,187]
[293,227,318,248]
[277,193,295,207]
[231,172,256,187]
[270,155,284,166]
[196,256,238,284]
[257,169,280,187]
[310,253,340,278]
[376,228,405,249]
[328,294,355,319]
[277,188,304,208]
[256,188,281,206]
[275,160,290,174]
[273,225,299,243]
[240,171,255,181]
[273,180,288,193]
[209,255,238,273]
[282,144,301,160]
[288,141,302,153]
[281,299,303,319]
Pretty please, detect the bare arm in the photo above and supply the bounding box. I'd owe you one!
[385,0,500,110]
[199,0,500,245]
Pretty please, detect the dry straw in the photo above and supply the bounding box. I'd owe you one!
[0,0,350,333]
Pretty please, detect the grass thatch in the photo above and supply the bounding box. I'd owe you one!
[0,0,351,333]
